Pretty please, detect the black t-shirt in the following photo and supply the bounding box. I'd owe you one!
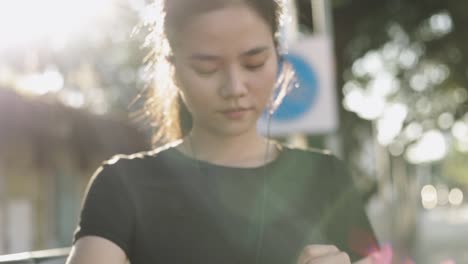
[73,144,378,263]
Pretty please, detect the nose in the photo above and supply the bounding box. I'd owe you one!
[219,65,247,98]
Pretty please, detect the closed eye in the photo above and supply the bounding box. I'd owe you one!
[190,62,219,76]
[245,62,266,71]
[242,48,270,71]
[189,53,220,76]
[193,67,218,76]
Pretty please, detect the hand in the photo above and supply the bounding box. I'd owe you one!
[297,245,351,264]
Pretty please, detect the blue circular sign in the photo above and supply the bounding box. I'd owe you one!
[271,53,318,121]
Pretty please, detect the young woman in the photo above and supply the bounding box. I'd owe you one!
[66,0,381,263]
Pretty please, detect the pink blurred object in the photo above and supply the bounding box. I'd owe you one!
[402,257,415,264]
[440,260,456,264]
[368,244,393,264]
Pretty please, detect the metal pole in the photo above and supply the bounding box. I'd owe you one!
[311,0,332,35]
[310,0,342,157]
[285,0,340,152]
[286,0,308,149]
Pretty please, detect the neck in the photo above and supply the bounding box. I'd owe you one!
[179,128,277,168]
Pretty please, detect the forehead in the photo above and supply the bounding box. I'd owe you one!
[166,0,247,27]
[173,5,274,54]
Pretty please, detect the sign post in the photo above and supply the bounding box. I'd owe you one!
[259,0,340,155]
[258,36,337,135]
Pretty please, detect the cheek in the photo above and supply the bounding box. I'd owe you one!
[179,86,205,113]
[175,69,216,113]
[176,63,218,93]
[251,63,278,101]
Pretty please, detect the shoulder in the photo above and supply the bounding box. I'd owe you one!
[278,143,348,179]
[279,143,336,163]
[90,141,180,184]
[101,140,180,169]
[271,143,341,177]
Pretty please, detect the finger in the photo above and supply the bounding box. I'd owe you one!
[305,251,351,264]
[366,244,393,264]
[297,245,341,264]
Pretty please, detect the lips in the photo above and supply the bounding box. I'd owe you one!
[219,107,253,119]
[221,107,253,113]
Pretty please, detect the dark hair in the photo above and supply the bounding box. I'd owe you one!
[165,0,282,49]
[141,0,289,146]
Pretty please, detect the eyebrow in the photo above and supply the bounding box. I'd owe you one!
[241,46,270,57]
[189,46,271,61]
[190,54,219,61]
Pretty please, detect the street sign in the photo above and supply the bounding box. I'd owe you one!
[258,35,338,136]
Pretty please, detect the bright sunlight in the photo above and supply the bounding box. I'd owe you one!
[0,0,116,51]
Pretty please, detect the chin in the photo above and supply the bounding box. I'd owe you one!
[212,122,258,138]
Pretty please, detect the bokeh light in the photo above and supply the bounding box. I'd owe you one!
[421,185,438,209]
[437,185,450,206]
[406,130,447,164]
[448,188,464,206]
[438,112,455,130]
[429,11,453,36]
[377,103,407,145]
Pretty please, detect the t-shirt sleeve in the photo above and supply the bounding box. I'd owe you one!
[320,156,379,262]
[73,161,134,257]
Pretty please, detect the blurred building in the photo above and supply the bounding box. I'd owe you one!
[0,89,149,254]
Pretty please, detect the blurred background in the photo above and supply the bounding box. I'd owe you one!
[0,0,467,263]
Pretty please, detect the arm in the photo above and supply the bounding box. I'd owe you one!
[326,157,378,260]
[309,156,379,262]
[70,159,135,263]
[294,155,383,264]
[66,236,128,264]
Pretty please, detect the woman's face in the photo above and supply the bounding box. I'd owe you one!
[172,4,278,138]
